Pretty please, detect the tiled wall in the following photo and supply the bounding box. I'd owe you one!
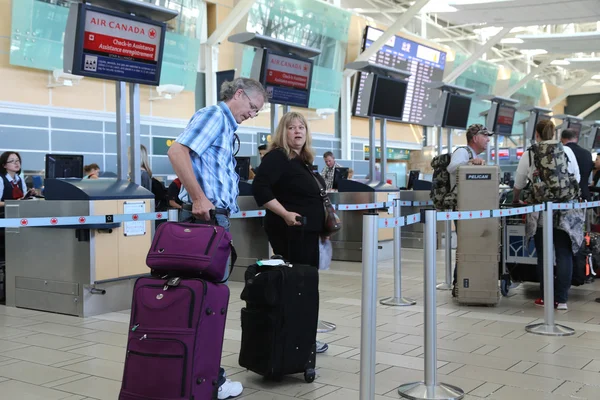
[0,106,353,177]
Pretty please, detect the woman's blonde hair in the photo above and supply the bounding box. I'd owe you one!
[536,119,555,141]
[140,144,152,177]
[269,112,315,164]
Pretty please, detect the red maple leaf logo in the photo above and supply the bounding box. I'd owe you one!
[132,214,139,221]
[50,218,58,225]
[79,217,86,224]
[149,28,157,39]
[20,219,28,226]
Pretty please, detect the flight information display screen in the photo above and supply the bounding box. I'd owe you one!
[352,26,446,126]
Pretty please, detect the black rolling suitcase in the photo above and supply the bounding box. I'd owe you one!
[238,261,318,383]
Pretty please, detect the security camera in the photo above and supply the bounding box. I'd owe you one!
[154,84,185,100]
[48,69,84,88]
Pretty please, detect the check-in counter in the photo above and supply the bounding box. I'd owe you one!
[228,182,269,282]
[4,179,154,317]
[328,180,397,262]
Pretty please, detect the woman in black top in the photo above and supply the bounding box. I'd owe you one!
[252,112,325,268]
[0,151,32,207]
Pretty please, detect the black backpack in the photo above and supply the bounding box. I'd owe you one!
[151,178,168,212]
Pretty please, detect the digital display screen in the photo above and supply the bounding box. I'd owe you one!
[593,128,600,149]
[516,147,524,159]
[491,149,510,160]
[65,4,166,86]
[353,26,446,125]
[567,121,582,136]
[442,94,471,129]
[369,76,408,121]
[262,50,313,108]
[494,105,516,136]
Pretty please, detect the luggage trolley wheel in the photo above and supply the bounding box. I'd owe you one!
[500,275,511,296]
[304,368,316,383]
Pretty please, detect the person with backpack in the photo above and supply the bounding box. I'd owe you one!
[512,119,582,310]
[430,124,493,293]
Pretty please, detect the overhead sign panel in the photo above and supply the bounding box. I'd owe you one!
[64,3,166,85]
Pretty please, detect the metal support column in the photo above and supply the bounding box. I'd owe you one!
[398,210,464,400]
[341,75,352,160]
[368,117,377,183]
[116,82,128,181]
[360,211,379,400]
[526,203,575,336]
[282,105,291,114]
[380,118,387,183]
[437,218,453,291]
[129,83,141,186]
[381,199,416,306]
[436,126,443,155]
[270,104,279,138]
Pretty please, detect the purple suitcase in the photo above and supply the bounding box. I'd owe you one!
[119,276,229,400]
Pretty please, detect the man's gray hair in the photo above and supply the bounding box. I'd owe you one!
[220,78,268,102]
[561,128,578,142]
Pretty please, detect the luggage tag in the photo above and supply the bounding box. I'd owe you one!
[256,259,288,267]
[163,277,182,291]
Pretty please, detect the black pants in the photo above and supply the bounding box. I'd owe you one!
[533,228,573,304]
[265,222,320,268]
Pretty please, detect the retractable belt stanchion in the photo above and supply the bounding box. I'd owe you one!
[168,209,179,222]
[360,211,379,400]
[437,216,453,291]
[398,209,464,400]
[525,202,575,337]
[380,199,416,306]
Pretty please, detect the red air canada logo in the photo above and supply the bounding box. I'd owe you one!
[149,28,157,39]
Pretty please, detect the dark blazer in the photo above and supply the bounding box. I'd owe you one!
[566,142,594,200]
[252,148,325,233]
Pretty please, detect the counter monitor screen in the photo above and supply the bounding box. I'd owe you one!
[531,113,551,142]
[494,104,516,136]
[593,128,600,150]
[442,93,471,129]
[567,120,582,137]
[45,154,84,179]
[407,170,420,190]
[368,75,407,121]
[332,167,349,190]
[352,25,447,125]
[235,157,250,181]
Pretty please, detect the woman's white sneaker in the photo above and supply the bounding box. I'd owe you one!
[218,379,243,399]
[557,303,568,311]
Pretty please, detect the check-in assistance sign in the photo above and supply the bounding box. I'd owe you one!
[64,4,166,86]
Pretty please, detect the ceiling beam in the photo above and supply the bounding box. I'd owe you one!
[501,58,555,97]
[547,71,595,109]
[444,27,511,83]
[207,0,255,46]
[343,0,432,78]
[578,100,600,119]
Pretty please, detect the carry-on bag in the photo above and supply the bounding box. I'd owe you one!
[238,260,318,383]
[146,222,236,282]
[119,276,229,400]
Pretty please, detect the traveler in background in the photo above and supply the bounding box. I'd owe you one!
[446,124,493,294]
[513,120,581,310]
[321,151,341,190]
[168,77,267,400]
[84,163,100,180]
[167,178,183,209]
[0,151,34,206]
[140,144,152,191]
[249,144,269,180]
[252,111,329,354]
[561,128,593,200]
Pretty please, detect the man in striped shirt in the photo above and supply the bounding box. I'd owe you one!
[168,77,267,399]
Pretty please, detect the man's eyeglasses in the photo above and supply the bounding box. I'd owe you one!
[6,159,20,164]
[242,90,260,116]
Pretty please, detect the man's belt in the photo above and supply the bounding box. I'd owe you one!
[182,203,230,217]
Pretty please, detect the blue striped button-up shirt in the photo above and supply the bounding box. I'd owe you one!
[176,102,240,214]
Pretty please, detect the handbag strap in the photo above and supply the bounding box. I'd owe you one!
[305,164,328,199]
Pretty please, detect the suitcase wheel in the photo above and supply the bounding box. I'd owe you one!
[500,277,511,297]
[304,368,315,383]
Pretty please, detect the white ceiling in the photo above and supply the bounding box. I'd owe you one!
[564,58,600,71]
[513,32,600,54]
[437,0,600,28]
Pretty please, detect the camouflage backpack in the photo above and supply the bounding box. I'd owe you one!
[525,141,580,204]
[430,147,472,210]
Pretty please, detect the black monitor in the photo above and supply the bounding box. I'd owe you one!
[493,104,516,136]
[216,70,236,101]
[531,113,552,142]
[332,167,349,190]
[442,93,471,129]
[235,157,250,181]
[45,154,84,179]
[367,75,408,122]
[593,127,600,150]
[311,165,319,172]
[567,120,582,137]
[407,170,420,190]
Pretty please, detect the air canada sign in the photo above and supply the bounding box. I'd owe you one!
[64,4,165,85]
[265,54,311,90]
